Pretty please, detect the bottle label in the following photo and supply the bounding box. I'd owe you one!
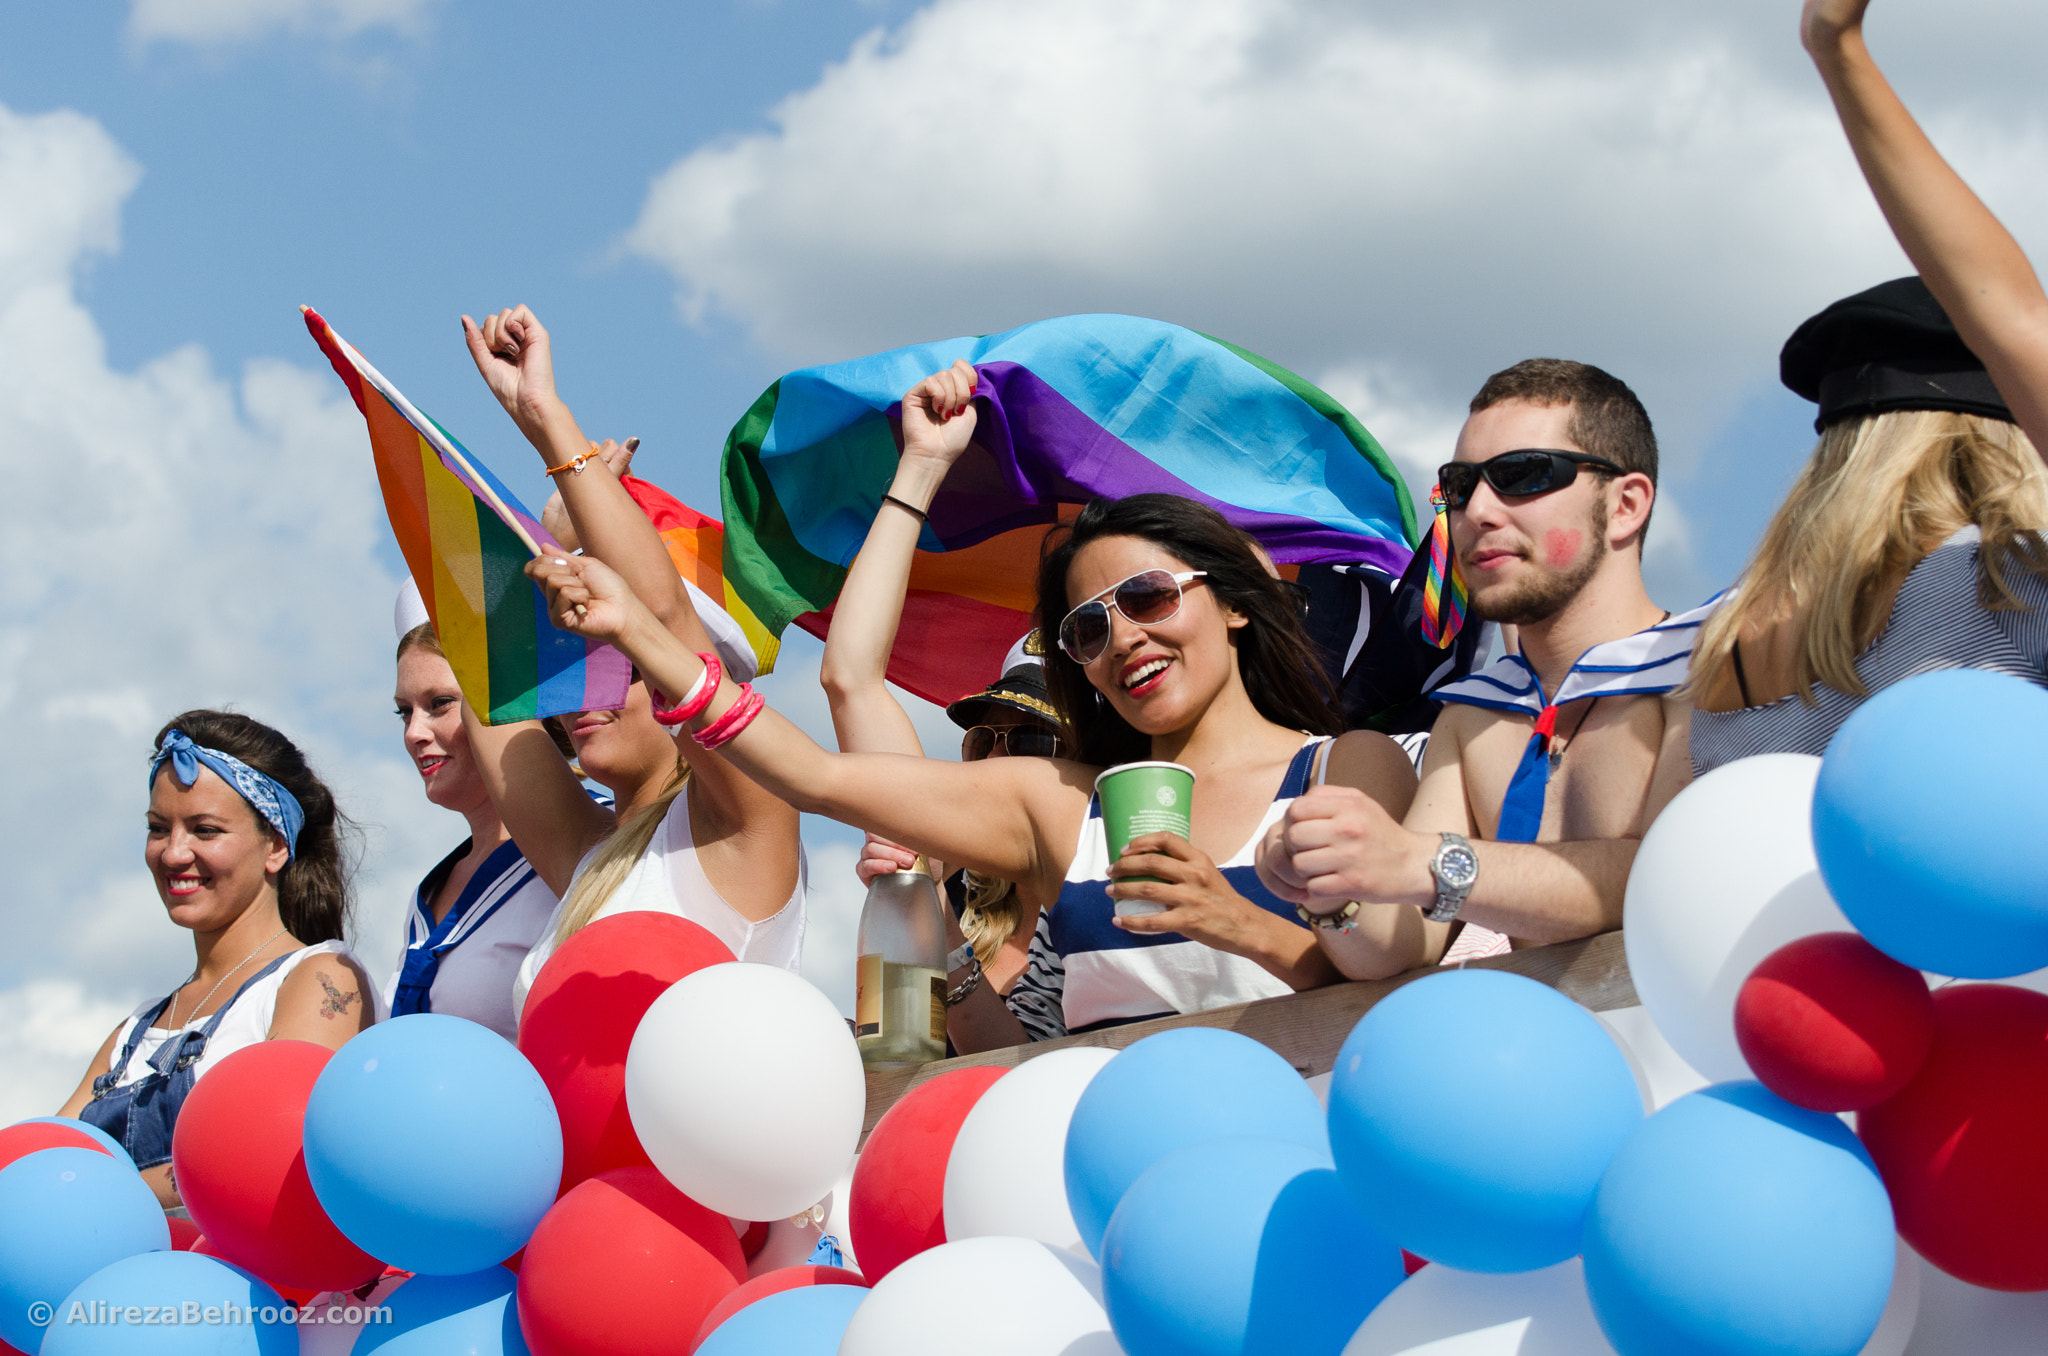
[929,974,947,1043]
[855,953,883,1037]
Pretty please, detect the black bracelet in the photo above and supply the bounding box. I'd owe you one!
[881,492,929,523]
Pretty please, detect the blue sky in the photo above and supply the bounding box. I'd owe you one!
[4,0,2044,1115]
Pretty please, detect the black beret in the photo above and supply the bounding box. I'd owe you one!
[1780,276,2013,432]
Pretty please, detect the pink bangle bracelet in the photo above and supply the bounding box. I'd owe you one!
[649,654,722,727]
[694,686,765,750]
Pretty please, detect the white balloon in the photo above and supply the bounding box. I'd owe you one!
[744,1154,863,1278]
[1593,1005,1710,1112]
[1624,754,1854,1082]
[1856,1239,1920,1356]
[838,1236,1123,1355]
[942,1048,1115,1251]
[625,962,864,1221]
[1344,1258,1616,1355]
[1901,1243,2048,1355]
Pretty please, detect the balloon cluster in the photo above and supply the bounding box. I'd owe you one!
[6,668,2047,1354]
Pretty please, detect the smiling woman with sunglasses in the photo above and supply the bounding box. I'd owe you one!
[535,370,1419,1043]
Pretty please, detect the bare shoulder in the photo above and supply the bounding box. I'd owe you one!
[273,951,372,1039]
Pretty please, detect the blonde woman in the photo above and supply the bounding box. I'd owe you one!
[1683,0,2048,769]
[451,306,805,1018]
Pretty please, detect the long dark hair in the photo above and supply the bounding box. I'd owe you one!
[1035,494,1342,767]
[151,710,356,945]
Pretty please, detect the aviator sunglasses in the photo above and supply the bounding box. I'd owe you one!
[961,725,1066,760]
[1057,569,1209,665]
[1436,449,1626,511]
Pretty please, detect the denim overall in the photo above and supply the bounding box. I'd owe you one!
[78,954,292,1170]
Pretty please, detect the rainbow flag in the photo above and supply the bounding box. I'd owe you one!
[618,473,779,678]
[303,306,630,725]
[720,314,1418,706]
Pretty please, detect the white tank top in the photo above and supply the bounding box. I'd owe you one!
[513,792,807,1016]
[108,941,377,1087]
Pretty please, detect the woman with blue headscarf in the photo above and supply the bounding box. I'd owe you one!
[56,710,379,1209]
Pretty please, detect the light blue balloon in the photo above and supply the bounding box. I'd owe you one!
[302,1014,562,1275]
[12,1118,139,1173]
[1063,1028,1326,1259]
[1326,969,1641,1273]
[0,1147,169,1352]
[39,1250,295,1355]
[1584,1082,1895,1356]
[354,1268,529,1355]
[1812,668,2048,978]
[696,1284,869,1356]
[1101,1136,1403,1356]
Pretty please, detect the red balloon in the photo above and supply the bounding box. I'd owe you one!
[0,1122,115,1173]
[1860,983,2048,1291]
[1734,931,1935,1111]
[171,1040,384,1294]
[737,1219,770,1260]
[849,1067,1008,1282]
[167,1216,202,1251]
[690,1266,867,1352]
[516,1166,744,1356]
[518,913,735,1192]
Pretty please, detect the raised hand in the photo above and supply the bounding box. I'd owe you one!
[539,437,639,551]
[899,359,981,470]
[462,306,563,436]
[1802,0,1870,55]
[525,551,641,643]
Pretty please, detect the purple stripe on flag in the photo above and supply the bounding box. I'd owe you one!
[908,363,1409,577]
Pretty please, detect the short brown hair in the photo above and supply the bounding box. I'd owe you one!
[1471,359,1658,548]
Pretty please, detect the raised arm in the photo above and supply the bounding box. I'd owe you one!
[461,706,616,898]
[1804,0,2048,450]
[525,550,1093,897]
[461,306,798,849]
[819,359,979,756]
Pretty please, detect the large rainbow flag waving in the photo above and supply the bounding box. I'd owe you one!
[303,307,631,725]
[721,314,1418,706]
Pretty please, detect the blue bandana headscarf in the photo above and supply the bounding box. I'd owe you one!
[148,729,306,861]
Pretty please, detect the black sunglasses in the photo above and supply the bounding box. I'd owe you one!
[961,725,1065,760]
[1435,449,1626,511]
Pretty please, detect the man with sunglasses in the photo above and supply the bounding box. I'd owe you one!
[1257,359,1699,974]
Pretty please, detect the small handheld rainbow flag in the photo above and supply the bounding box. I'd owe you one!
[303,306,630,724]
[1419,483,1468,649]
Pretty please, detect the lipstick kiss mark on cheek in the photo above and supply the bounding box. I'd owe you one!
[1545,528,1583,568]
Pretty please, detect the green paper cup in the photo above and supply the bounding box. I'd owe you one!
[1096,760,1196,918]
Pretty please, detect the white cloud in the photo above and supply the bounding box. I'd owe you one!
[0,99,447,1115]
[622,0,2048,509]
[128,0,438,47]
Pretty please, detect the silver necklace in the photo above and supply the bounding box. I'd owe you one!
[166,926,288,1029]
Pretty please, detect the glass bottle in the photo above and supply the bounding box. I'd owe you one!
[854,856,948,1070]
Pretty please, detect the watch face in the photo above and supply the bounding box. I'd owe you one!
[1438,845,1479,890]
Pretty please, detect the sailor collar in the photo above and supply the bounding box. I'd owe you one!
[1430,594,1723,717]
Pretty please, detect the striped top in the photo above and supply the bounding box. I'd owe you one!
[1692,528,2048,774]
[1429,596,1719,716]
[1008,738,1330,1039]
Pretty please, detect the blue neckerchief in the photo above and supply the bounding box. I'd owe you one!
[391,838,530,1019]
[1432,596,1723,843]
[148,729,306,860]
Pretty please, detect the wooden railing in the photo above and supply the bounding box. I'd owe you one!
[861,930,1636,1140]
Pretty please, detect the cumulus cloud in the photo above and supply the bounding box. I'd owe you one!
[128,0,438,47]
[0,99,448,1113]
[622,0,2048,506]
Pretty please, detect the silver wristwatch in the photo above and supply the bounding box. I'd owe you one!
[1427,832,1479,923]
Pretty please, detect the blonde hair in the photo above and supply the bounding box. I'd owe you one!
[959,871,1023,966]
[396,622,443,662]
[552,759,690,948]
[1692,409,2048,702]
